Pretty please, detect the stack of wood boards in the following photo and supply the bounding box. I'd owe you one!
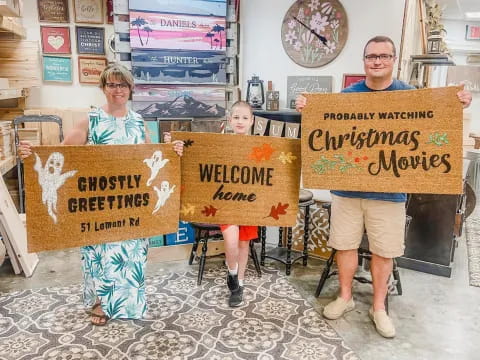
[0,121,11,159]
[0,40,39,88]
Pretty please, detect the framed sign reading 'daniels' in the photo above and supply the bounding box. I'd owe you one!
[38,0,69,23]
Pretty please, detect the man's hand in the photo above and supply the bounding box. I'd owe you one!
[295,95,307,112]
[457,89,472,109]
[163,132,172,143]
[172,140,184,156]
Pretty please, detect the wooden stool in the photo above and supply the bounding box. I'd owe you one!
[189,223,262,285]
[260,189,315,275]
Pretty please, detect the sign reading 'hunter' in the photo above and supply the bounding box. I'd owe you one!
[301,86,463,194]
[24,144,180,252]
[173,132,301,226]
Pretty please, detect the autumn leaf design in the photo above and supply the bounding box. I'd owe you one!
[248,143,275,163]
[278,151,297,164]
[266,202,289,220]
[180,204,195,216]
[184,139,194,148]
[201,205,218,217]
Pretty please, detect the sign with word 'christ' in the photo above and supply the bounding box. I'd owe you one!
[172,132,301,226]
[301,86,463,194]
[24,144,180,252]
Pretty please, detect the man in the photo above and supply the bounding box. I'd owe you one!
[296,35,472,338]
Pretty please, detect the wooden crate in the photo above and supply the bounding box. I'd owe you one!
[0,0,22,17]
[0,40,39,88]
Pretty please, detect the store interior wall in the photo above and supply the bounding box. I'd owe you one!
[239,0,407,108]
[23,0,114,109]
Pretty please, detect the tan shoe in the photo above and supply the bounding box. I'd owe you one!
[369,307,395,338]
[323,297,355,320]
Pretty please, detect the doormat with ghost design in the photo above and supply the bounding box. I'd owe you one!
[24,144,180,252]
[172,132,301,227]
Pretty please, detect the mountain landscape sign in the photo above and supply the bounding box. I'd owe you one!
[172,132,301,226]
[24,144,180,252]
[301,86,463,194]
[133,85,226,118]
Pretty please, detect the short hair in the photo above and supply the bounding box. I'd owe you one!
[229,100,253,117]
[363,36,397,57]
[99,63,134,90]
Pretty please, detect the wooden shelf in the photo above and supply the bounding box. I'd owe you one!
[0,88,22,101]
[0,15,25,39]
[0,155,15,175]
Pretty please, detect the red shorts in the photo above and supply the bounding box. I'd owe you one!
[219,225,258,241]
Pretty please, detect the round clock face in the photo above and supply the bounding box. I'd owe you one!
[281,0,348,68]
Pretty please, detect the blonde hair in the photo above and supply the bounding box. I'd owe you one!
[229,100,253,117]
[99,63,134,90]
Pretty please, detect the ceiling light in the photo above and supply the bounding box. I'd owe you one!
[465,12,480,19]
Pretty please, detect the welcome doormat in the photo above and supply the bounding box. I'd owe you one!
[0,266,358,360]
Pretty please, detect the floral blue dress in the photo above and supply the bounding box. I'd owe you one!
[81,107,148,319]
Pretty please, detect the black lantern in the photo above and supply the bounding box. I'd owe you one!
[246,75,265,109]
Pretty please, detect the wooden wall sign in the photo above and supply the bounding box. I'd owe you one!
[132,49,227,85]
[76,26,105,55]
[301,87,463,194]
[40,26,71,54]
[24,144,180,252]
[129,11,227,51]
[43,55,72,83]
[129,0,227,17]
[286,76,332,109]
[73,0,104,24]
[133,85,226,118]
[342,74,366,89]
[78,56,107,84]
[38,0,69,23]
[172,132,301,226]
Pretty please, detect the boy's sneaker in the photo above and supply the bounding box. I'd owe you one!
[323,297,355,320]
[229,286,244,307]
[369,307,395,338]
[227,273,239,291]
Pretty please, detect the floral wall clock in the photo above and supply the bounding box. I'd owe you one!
[281,0,348,67]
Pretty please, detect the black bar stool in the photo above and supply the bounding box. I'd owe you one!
[260,189,315,275]
[189,223,262,285]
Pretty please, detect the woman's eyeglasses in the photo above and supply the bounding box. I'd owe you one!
[364,54,394,62]
[105,82,130,90]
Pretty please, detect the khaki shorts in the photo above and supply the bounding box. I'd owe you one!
[328,194,406,258]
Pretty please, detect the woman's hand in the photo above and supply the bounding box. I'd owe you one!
[17,141,33,160]
[163,132,172,143]
[172,140,184,156]
[295,95,307,112]
[457,89,472,109]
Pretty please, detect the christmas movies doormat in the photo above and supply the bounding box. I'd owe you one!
[172,132,301,226]
[301,86,463,194]
[24,144,180,252]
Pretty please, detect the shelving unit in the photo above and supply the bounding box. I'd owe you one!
[0,155,14,175]
[0,15,25,39]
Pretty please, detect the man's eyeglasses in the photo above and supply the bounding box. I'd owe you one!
[364,54,394,62]
[105,82,130,90]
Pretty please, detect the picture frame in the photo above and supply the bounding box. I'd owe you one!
[342,74,366,89]
[40,26,71,54]
[38,0,69,23]
[465,25,480,41]
[78,56,107,84]
[76,26,105,55]
[73,0,104,24]
[42,56,72,83]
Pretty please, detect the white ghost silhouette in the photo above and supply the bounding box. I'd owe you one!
[144,150,169,186]
[152,180,175,215]
[33,152,77,224]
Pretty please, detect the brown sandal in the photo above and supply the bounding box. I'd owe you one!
[90,303,108,326]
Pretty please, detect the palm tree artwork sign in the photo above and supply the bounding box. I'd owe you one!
[132,49,227,84]
[129,0,227,17]
[130,11,226,51]
[133,85,226,118]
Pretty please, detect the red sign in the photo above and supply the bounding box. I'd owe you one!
[40,26,71,54]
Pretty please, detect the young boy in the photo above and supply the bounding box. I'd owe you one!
[220,100,258,307]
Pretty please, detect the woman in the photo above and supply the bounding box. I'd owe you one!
[18,64,183,325]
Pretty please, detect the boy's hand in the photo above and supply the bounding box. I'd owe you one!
[172,140,184,156]
[457,89,472,108]
[163,132,172,143]
[295,95,307,112]
[17,140,33,160]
